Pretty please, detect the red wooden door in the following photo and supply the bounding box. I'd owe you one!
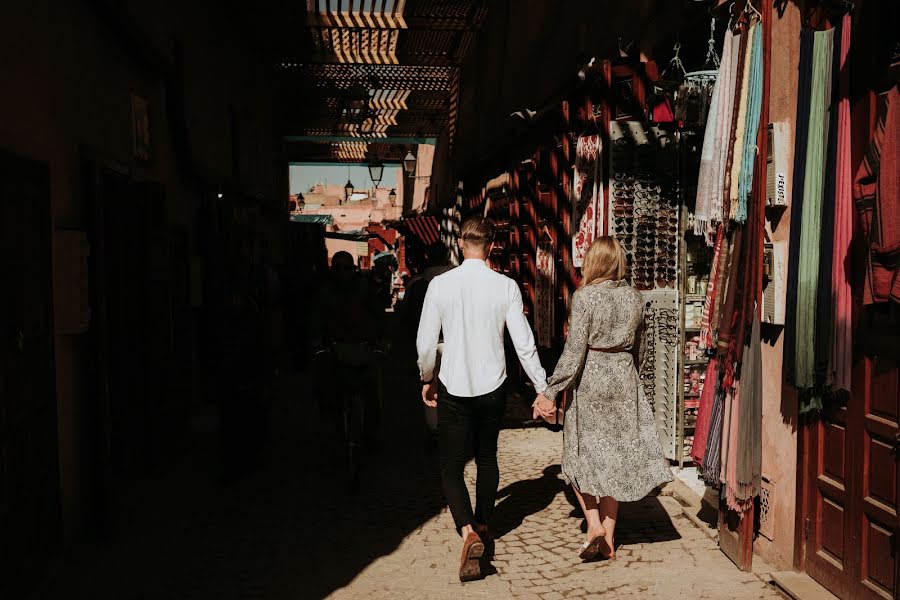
[853,354,899,599]
[803,403,854,598]
[802,329,900,599]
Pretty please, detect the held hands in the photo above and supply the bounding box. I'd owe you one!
[532,393,555,420]
[422,382,438,407]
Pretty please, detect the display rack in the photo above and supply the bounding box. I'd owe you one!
[677,221,713,467]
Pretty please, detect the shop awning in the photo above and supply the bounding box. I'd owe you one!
[290,213,333,225]
[324,230,370,242]
[399,216,440,246]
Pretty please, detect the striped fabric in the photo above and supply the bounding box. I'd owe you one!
[401,216,441,246]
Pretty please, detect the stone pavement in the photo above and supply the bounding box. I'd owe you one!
[40,358,784,600]
[325,428,784,600]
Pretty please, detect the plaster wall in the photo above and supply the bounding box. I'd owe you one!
[755,2,802,571]
[0,0,285,542]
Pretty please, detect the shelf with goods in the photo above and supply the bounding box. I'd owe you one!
[676,185,713,469]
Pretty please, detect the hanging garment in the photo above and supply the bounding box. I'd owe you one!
[830,13,853,393]
[795,29,835,399]
[702,382,725,486]
[690,357,720,466]
[728,27,754,220]
[535,239,556,348]
[721,387,738,487]
[694,65,725,237]
[700,224,726,350]
[695,30,737,241]
[715,32,742,226]
[573,135,601,268]
[650,94,676,123]
[784,30,815,386]
[736,23,764,224]
[732,314,762,511]
[816,21,842,390]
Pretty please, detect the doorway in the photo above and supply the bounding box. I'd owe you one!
[800,307,900,599]
[0,150,60,596]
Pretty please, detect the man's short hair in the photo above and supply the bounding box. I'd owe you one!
[331,251,354,267]
[460,216,495,246]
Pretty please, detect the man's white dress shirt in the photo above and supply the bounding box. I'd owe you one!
[416,259,548,398]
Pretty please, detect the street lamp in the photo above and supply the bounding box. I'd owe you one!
[368,156,384,187]
[403,151,416,176]
[344,179,354,201]
[388,188,397,206]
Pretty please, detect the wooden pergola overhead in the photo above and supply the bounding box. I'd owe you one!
[282,0,487,156]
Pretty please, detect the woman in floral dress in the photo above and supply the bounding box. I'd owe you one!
[535,237,672,560]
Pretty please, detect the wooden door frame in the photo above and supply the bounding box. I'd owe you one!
[0,148,61,595]
[81,146,130,538]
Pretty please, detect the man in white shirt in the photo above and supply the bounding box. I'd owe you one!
[417,216,549,582]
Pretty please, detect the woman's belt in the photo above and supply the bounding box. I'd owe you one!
[588,345,630,353]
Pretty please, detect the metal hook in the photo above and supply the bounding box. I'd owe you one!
[744,0,762,20]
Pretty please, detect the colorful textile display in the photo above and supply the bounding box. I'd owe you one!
[794,28,834,397]
[830,13,853,392]
[784,30,815,386]
[735,23,764,223]
[727,30,753,220]
[535,239,556,348]
[690,357,720,466]
[731,314,762,510]
[695,32,733,240]
[856,85,900,304]
[700,224,725,350]
[573,134,601,268]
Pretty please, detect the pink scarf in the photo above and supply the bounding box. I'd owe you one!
[830,13,853,392]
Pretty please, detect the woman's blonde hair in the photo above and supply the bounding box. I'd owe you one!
[581,236,626,286]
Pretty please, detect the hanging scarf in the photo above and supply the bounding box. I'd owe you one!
[830,13,853,393]
[700,224,726,350]
[573,135,601,268]
[736,23,764,224]
[690,357,720,466]
[731,314,762,511]
[694,32,734,239]
[722,32,748,224]
[720,386,737,486]
[784,30,815,386]
[716,32,742,226]
[816,21,842,391]
[728,25,755,220]
[795,29,835,399]
[701,378,726,486]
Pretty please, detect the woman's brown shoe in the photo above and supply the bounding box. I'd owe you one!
[459,532,485,582]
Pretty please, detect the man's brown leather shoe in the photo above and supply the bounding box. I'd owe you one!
[458,531,484,582]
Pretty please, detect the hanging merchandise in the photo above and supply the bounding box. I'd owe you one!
[695,28,741,242]
[694,30,731,240]
[781,23,860,413]
[572,134,601,268]
[783,30,814,388]
[609,122,679,291]
[830,13,853,393]
[535,236,556,348]
[735,23,764,223]
[856,85,900,305]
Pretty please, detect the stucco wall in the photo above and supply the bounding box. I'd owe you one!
[0,0,284,542]
[755,2,802,571]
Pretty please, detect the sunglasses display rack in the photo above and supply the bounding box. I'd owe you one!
[608,121,680,293]
[610,121,683,462]
[639,290,680,461]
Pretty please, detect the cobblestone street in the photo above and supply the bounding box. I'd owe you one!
[41,360,785,600]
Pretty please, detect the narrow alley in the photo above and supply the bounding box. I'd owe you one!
[2,1,898,599]
[39,349,783,600]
